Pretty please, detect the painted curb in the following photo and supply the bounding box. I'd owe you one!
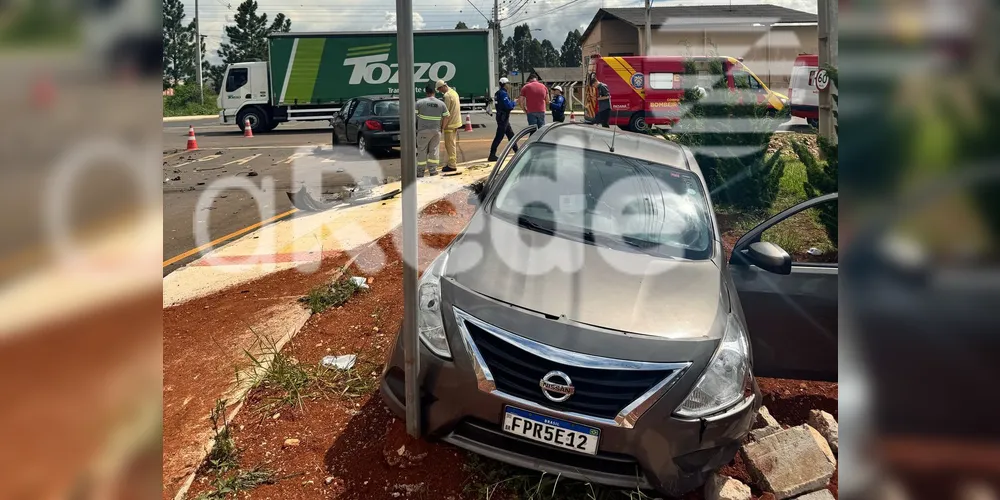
[163,115,218,122]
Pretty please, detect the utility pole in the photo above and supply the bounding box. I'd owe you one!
[493,0,501,83]
[817,0,838,143]
[195,0,204,103]
[396,0,421,439]
[644,0,652,56]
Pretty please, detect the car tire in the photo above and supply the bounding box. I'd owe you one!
[807,118,819,128]
[628,113,650,133]
[236,107,267,134]
[331,127,340,145]
[358,134,369,156]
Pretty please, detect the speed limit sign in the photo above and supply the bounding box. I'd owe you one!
[815,69,830,90]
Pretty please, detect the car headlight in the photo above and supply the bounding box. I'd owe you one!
[675,313,751,418]
[418,252,451,359]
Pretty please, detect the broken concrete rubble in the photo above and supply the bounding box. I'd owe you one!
[741,424,836,499]
[705,473,752,500]
[749,405,783,441]
[794,490,835,500]
[807,409,838,454]
[805,424,837,465]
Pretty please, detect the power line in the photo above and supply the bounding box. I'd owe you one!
[505,0,594,24]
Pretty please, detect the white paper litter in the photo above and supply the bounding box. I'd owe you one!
[321,354,357,370]
[350,276,370,289]
[807,247,824,256]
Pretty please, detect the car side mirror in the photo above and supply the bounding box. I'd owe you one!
[746,241,792,275]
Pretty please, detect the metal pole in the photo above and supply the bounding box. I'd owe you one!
[644,0,651,56]
[817,0,837,143]
[195,0,203,103]
[395,0,421,439]
[493,0,501,80]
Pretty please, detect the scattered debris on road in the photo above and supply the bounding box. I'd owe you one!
[321,354,357,371]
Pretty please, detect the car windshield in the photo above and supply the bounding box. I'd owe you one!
[490,143,713,260]
[374,100,399,116]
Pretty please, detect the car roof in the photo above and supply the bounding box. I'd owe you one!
[358,95,398,101]
[531,123,691,171]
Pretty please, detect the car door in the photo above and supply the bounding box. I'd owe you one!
[346,99,368,143]
[729,193,838,381]
[332,99,354,143]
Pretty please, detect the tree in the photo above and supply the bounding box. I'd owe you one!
[216,0,292,64]
[186,17,213,89]
[455,21,469,29]
[510,24,535,76]
[540,39,560,68]
[163,0,196,88]
[560,29,582,67]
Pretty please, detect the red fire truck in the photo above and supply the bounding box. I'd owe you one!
[584,55,788,132]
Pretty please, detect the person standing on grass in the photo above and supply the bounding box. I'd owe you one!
[488,77,519,162]
[592,76,611,128]
[415,84,448,177]
[437,79,462,173]
[549,85,566,123]
[517,75,548,130]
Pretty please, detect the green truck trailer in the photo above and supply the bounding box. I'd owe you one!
[217,29,496,133]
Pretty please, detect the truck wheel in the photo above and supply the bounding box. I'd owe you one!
[237,108,267,134]
[629,113,650,134]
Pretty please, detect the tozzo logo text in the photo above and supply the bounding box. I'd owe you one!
[344,53,456,86]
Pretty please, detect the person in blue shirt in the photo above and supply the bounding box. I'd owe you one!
[549,85,566,123]
[488,77,519,162]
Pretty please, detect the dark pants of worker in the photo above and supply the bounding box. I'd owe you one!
[552,112,565,123]
[490,113,518,157]
[594,109,611,128]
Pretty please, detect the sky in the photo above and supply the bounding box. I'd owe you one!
[182,0,818,64]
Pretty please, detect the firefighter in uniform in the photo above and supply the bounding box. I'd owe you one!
[415,84,448,177]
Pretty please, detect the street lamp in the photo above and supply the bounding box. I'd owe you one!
[520,28,542,85]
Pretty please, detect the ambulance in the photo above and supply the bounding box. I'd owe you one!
[788,54,820,128]
[584,55,788,132]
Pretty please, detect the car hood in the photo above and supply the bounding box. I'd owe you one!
[446,214,728,340]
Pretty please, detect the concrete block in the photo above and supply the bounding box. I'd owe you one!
[805,425,837,466]
[741,425,836,499]
[794,490,836,500]
[807,409,838,454]
[704,473,752,500]
[754,405,781,430]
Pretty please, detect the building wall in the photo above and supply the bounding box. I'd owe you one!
[582,18,640,60]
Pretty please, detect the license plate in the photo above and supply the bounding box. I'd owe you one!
[392,134,400,141]
[502,406,600,455]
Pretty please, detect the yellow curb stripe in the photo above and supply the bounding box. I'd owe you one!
[162,208,299,268]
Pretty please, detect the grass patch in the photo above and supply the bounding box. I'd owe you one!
[197,400,277,499]
[299,273,362,314]
[195,467,276,500]
[772,159,807,214]
[242,328,380,414]
[164,100,220,117]
[463,454,656,500]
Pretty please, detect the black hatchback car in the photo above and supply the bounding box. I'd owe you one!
[330,95,401,156]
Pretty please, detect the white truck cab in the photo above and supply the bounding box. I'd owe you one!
[218,62,273,132]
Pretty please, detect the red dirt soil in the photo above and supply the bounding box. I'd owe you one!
[171,190,839,500]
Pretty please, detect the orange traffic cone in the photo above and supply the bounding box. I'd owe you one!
[464,114,473,132]
[570,110,576,122]
[244,118,254,138]
[186,126,199,151]
[32,74,56,109]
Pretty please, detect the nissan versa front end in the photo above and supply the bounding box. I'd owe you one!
[380,123,760,496]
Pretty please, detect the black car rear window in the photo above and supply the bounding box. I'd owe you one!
[490,143,713,260]
[374,100,400,116]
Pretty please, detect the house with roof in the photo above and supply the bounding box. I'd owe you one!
[581,4,818,88]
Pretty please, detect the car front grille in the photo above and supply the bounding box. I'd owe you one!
[457,309,687,423]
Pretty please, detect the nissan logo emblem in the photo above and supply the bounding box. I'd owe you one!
[539,371,574,403]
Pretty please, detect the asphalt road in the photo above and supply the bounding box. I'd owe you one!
[162,115,500,275]
[161,114,809,275]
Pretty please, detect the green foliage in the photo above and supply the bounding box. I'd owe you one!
[672,61,789,210]
[299,274,362,314]
[162,0,197,88]
[790,64,838,245]
[163,84,219,116]
[560,29,583,67]
[0,0,79,46]
[455,21,469,29]
[205,400,238,473]
[216,0,292,65]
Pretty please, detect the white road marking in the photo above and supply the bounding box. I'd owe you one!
[278,152,307,165]
[196,154,223,162]
[224,154,262,166]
